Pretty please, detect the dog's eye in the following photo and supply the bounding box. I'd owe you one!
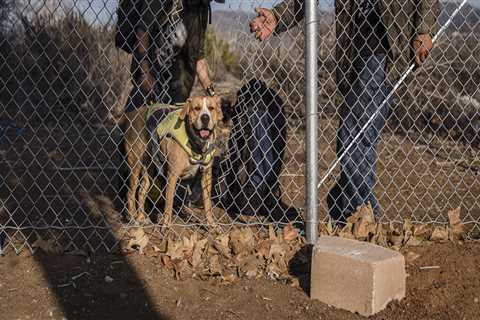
[194,106,201,111]
[208,106,214,111]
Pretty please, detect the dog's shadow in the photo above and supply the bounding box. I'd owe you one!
[288,244,313,295]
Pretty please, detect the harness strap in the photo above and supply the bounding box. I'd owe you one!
[147,103,216,166]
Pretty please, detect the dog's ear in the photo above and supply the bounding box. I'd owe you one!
[212,96,223,120]
[179,98,192,120]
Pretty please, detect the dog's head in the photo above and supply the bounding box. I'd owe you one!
[179,96,223,141]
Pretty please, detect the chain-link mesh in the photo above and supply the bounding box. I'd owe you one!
[0,0,479,254]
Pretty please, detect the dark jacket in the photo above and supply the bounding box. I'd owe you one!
[272,0,440,94]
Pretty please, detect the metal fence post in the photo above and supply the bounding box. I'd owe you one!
[305,0,318,245]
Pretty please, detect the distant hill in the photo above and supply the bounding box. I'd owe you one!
[212,2,480,43]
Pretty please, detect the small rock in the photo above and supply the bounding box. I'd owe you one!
[474,297,479,303]
[104,276,114,283]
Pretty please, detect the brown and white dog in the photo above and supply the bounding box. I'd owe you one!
[122,96,223,227]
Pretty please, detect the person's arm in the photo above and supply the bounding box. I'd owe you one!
[412,0,440,66]
[249,0,304,41]
[136,29,155,101]
[196,58,214,96]
[133,0,158,103]
[415,0,439,36]
[271,0,305,34]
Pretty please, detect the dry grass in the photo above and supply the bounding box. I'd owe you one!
[0,9,130,126]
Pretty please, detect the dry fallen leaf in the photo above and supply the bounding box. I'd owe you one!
[371,223,388,247]
[126,228,149,254]
[256,239,272,260]
[209,255,223,275]
[221,270,237,284]
[213,234,231,258]
[338,222,355,240]
[161,255,174,270]
[412,224,432,240]
[447,207,464,240]
[166,238,185,261]
[348,203,376,240]
[268,225,276,241]
[388,223,404,250]
[230,228,255,255]
[268,241,287,261]
[403,218,413,244]
[430,226,449,242]
[174,259,191,280]
[405,236,423,247]
[266,260,284,280]
[191,238,208,269]
[240,256,260,279]
[326,219,334,235]
[181,234,196,260]
[282,223,299,242]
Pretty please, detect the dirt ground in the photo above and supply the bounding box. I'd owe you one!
[1,241,479,320]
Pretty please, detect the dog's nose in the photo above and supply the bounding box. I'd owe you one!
[201,114,210,126]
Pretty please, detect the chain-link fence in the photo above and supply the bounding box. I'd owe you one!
[0,0,479,254]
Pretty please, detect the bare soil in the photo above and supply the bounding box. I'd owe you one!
[1,242,479,320]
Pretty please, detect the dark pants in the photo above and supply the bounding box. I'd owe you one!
[327,53,392,223]
[220,79,300,222]
[124,64,194,113]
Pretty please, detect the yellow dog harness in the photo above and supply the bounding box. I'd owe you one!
[146,103,216,166]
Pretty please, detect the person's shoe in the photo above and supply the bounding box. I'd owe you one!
[266,198,303,227]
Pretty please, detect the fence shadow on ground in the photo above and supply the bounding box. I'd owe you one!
[27,237,169,320]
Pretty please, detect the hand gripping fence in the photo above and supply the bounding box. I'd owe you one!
[315,0,469,192]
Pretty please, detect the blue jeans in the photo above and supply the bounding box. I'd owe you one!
[327,54,392,223]
[248,105,285,191]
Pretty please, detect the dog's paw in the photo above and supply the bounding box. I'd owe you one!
[135,210,148,221]
[160,216,173,229]
[207,221,221,234]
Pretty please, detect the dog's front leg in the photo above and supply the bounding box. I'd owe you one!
[163,173,179,227]
[137,167,151,222]
[201,165,215,227]
[127,162,142,222]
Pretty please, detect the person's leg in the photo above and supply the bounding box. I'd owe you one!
[328,53,391,224]
[168,58,195,104]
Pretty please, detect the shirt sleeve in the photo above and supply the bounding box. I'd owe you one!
[272,0,305,34]
[415,0,440,36]
[184,8,209,64]
[137,0,165,32]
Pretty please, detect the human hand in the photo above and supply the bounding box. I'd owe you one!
[249,8,278,41]
[412,34,433,66]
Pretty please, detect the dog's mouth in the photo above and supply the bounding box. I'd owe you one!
[194,128,212,140]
